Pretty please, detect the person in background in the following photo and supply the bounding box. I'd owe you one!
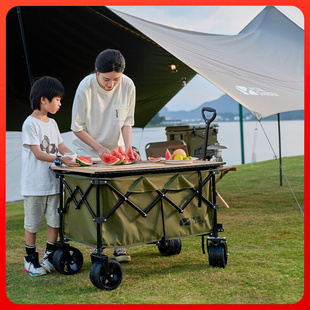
[71,49,140,262]
[21,76,80,276]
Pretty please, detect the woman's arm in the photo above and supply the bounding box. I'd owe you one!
[122,126,140,161]
[73,130,111,158]
[121,126,132,152]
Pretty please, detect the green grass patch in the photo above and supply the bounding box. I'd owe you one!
[6,156,304,304]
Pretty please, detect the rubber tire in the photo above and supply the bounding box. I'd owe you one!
[158,239,182,256]
[52,246,83,275]
[208,243,227,268]
[90,259,123,291]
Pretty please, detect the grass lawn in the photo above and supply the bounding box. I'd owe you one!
[6,156,304,304]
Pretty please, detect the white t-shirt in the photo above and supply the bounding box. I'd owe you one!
[21,116,63,196]
[71,73,136,157]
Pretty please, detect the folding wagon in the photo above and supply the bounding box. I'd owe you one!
[50,108,229,290]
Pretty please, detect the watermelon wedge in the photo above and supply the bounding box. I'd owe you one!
[101,153,120,165]
[127,146,135,161]
[117,146,127,156]
[147,157,162,162]
[117,146,134,164]
[124,155,133,164]
[111,149,126,164]
[165,149,172,160]
[75,155,92,166]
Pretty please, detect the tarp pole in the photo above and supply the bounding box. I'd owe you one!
[17,6,33,85]
[277,113,283,186]
[239,104,245,164]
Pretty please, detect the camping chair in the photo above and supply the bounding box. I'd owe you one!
[145,140,188,158]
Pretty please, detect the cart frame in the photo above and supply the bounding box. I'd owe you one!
[51,161,228,290]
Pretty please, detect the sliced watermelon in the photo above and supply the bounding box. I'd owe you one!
[124,155,133,164]
[127,146,135,161]
[117,146,134,164]
[102,153,120,165]
[111,149,126,164]
[165,149,172,160]
[147,157,162,162]
[117,146,127,156]
[75,155,92,166]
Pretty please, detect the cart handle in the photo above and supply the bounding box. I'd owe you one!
[201,107,217,126]
[201,107,217,161]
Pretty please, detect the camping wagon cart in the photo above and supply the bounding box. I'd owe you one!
[50,108,230,291]
[51,160,229,290]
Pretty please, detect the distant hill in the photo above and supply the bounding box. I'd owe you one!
[159,94,250,121]
[159,94,304,122]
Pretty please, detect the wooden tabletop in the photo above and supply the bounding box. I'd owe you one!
[51,160,225,176]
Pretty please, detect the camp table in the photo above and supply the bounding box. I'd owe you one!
[51,159,229,290]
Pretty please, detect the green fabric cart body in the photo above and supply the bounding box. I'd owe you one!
[62,170,214,248]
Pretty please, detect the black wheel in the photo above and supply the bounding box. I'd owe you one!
[158,238,182,256]
[90,259,123,291]
[52,246,83,275]
[208,242,228,268]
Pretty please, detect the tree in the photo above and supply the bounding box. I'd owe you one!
[147,113,166,126]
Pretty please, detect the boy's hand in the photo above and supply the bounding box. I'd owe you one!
[61,156,80,167]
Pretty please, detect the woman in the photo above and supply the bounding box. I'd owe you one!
[71,49,140,161]
[71,49,140,262]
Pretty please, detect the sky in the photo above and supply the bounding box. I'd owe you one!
[108,6,304,112]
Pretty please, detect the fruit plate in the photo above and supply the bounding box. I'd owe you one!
[164,159,194,164]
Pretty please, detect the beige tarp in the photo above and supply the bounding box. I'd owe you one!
[113,6,304,120]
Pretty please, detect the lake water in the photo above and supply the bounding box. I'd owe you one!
[5,120,304,202]
[132,120,304,166]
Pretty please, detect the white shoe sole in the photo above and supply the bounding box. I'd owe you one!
[112,255,131,262]
[41,262,54,273]
[24,268,47,276]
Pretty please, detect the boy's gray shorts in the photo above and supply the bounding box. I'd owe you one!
[24,194,60,233]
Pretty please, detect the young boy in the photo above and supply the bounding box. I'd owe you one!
[21,76,80,276]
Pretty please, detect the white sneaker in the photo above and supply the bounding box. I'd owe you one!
[112,248,131,262]
[24,252,47,276]
[41,250,54,273]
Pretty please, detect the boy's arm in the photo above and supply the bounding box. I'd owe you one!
[58,142,73,155]
[29,145,80,167]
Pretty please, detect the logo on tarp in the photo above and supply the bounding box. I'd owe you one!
[236,86,279,97]
[180,216,206,226]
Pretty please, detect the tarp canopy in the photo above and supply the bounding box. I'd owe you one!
[113,6,304,120]
[6,6,196,131]
[6,6,303,132]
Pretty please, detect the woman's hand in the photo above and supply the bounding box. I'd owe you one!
[97,146,111,160]
[133,151,141,162]
[73,130,111,159]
